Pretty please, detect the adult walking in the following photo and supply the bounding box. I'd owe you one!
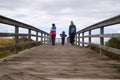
[50,23,56,46]
[69,21,76,45]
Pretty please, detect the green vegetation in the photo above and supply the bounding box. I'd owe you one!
[105,37,120,72]
[116,64,120,72]
[104,37,120,60]
[105,37,120,49]
[91,37,120,72]
[91,37,120,60]
[0,50,12,59]
[0,37,40,59]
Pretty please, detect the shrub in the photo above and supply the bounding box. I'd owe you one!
[105,37,120,49]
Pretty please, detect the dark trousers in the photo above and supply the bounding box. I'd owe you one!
[61,38,65,45]
[70,33,75,44]
[51,35,56,45]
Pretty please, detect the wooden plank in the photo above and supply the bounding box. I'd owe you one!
[0,15,49,35]
[82,32,84,46]
[0,45,15,51]
[0,33,30,37]
[0,41,41,51]
[0,33,15,37]
[103,33,120,38]
[83,33,120,38]
[90,43,120,55]
[89,30,91,44]
[80,42,89,44]
[77,15,120,33]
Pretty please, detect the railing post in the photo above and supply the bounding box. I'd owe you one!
[89,30,91,47]
[28,29,31,41]
[44,34,46,44]
[82,32,84,47]
[14,26,19,54]
[78,33,80,46]
[100,27,104,55]
[41,33,43,44]
[75,34,77,45]
[36,31,38,41]
[47,34,49,43]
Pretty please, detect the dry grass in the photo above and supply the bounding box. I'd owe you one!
[0,37,14,47]
[0,37,35,59]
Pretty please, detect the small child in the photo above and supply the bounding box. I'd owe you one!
[60,31,67,45]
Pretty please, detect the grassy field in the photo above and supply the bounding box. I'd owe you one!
[0,38,14,59]
[0,37,34,59]
[0,37,14,47]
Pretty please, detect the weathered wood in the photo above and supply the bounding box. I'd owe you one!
[103,33,120,38]
[0,33,15,37]
[0,15,49,35]
[44,34,46,43]
[0,33,44,37]
[41,33,43,43]
[77,15,120,33]
[36,31,38,41]
[0,33,30,37]
[80,42,89,44]
[82,32,84,46]
[28,29,31,41]
[0,15,49,54]
[83,33,120,38]
[78,33,80,46]
[0,45,15,51]
[76,15,120,56]
[0,44,120,79]
[89,30,91,44]
[90,44,120,55]
[75,34,77,45]
[100,27,104,45]
[14,26,19,54]
[0,41,41,51]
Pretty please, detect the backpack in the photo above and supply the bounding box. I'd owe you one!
[71,27,75,33]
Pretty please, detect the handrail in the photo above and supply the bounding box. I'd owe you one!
[75,15,120,55]
[0,15,50,53]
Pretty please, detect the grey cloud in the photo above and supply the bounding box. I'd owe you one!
[0,0,120,18]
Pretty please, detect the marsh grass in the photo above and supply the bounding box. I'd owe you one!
[0,37,38,59]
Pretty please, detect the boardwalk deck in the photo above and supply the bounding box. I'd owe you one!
[0,44,120,80]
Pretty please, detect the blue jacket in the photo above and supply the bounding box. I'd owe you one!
[69,24,76,35]
[60,34,67,38]
[50,26,56,35]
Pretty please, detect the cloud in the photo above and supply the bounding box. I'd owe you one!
[0,0,120,37]
[118,30,120,33]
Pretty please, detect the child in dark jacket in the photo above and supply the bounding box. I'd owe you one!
[60,31,67,45]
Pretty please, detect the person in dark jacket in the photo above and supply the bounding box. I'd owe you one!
[69,21,76,45]
[60,31,67,45]
[50,23,56,46]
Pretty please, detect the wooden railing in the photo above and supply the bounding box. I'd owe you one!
[75,15,120,55]
[0,15,49,53]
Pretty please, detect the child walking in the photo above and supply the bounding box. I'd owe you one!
[50,23,56,46]
[60,31,67,45]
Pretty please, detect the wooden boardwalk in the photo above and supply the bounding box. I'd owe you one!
[0,44,120,80]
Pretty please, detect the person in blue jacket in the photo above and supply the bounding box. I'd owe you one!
[60,31,67,45]
[69,21,76,45]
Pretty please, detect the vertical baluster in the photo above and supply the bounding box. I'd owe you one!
[82,32,84,47]
[100,27,104,55]
[89,30,91,48]
[14,26,19,54]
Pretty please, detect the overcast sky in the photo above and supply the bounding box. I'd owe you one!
[0,0,120,38]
